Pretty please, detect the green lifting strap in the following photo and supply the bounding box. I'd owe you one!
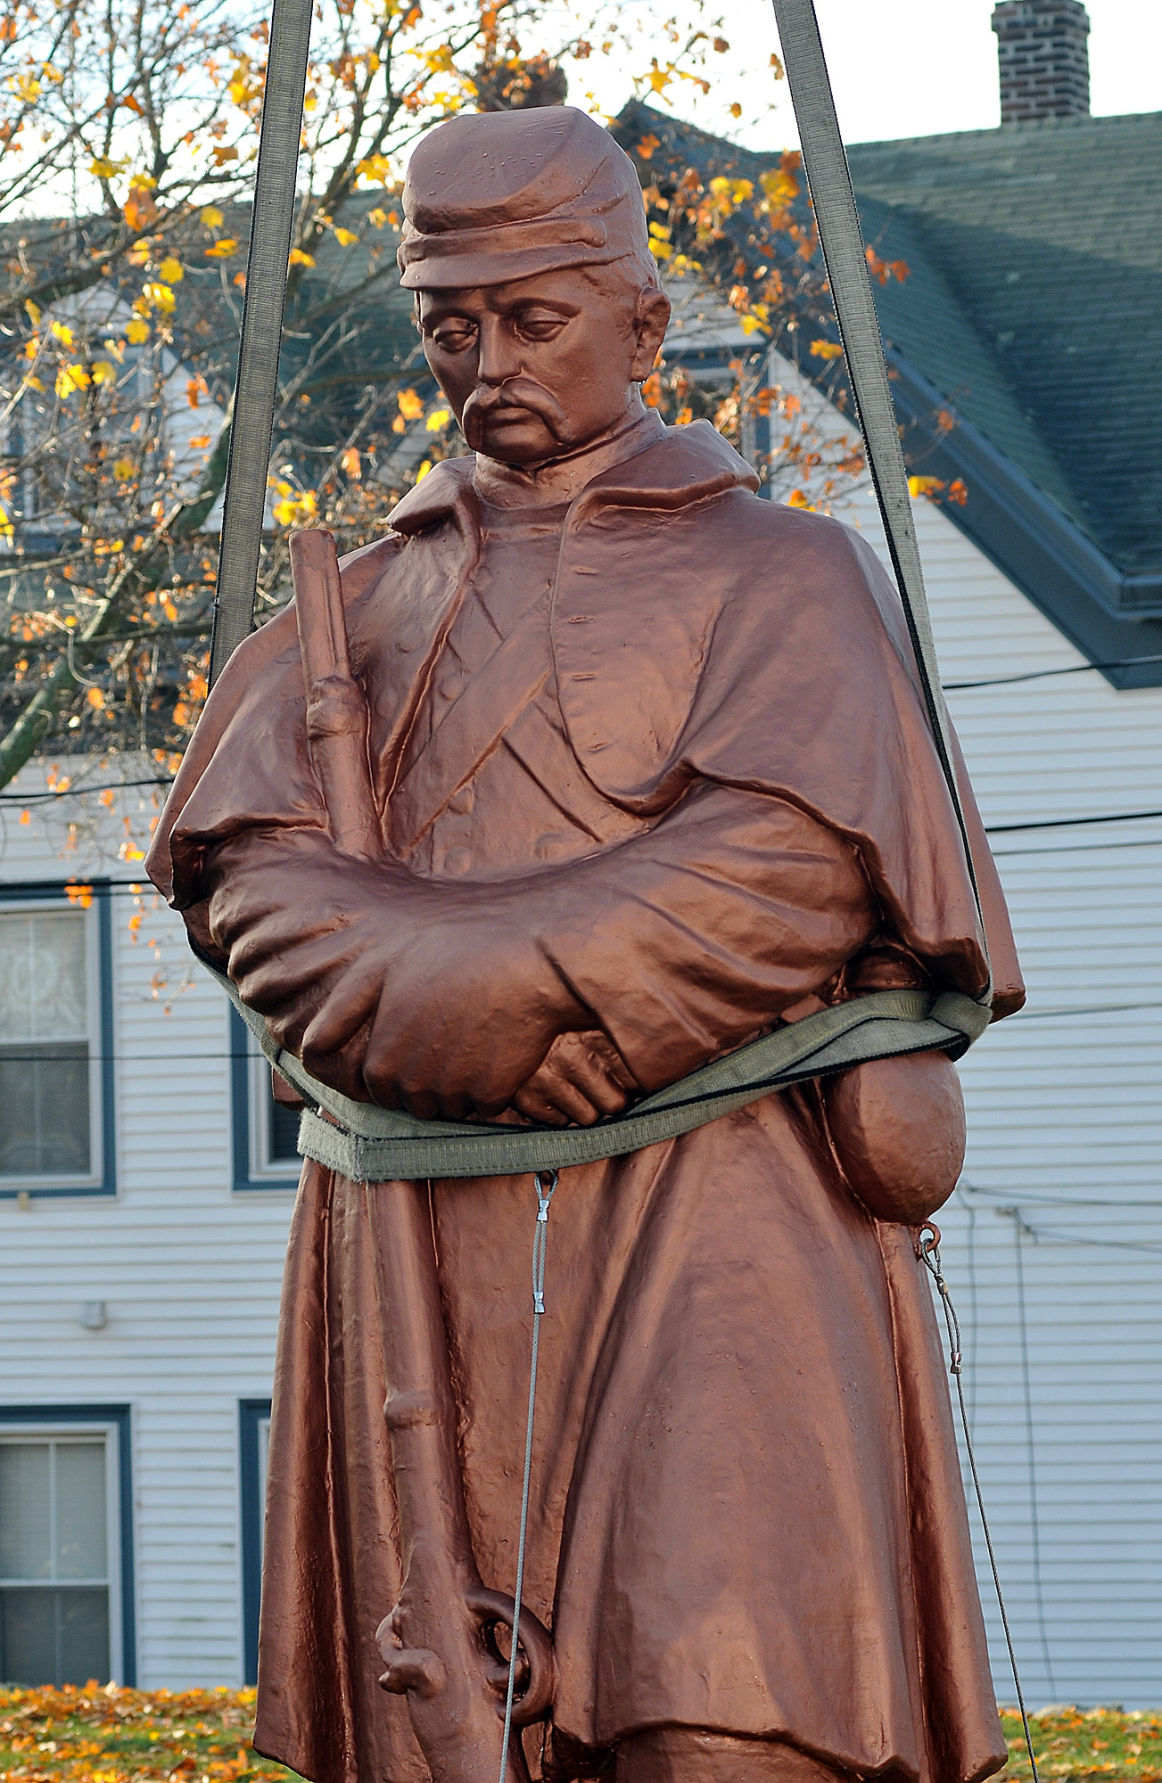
[218,963,988,1182]
[208,0,994,1182]
[770,0,992,999]
[208,0,314,685]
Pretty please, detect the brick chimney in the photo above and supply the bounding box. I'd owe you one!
[992,0,1091,124]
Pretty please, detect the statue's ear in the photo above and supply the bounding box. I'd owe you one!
[630,287,671,382]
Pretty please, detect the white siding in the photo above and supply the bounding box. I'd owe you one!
[0,782,293,1687]
[1,438,1160,1701]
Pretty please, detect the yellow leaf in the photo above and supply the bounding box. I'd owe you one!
[88,156,121,179]
[158,255,184,283]
[272,497,296,525]
[91,360,115,384]
[333,226,358,247]
[113,458,135,480]
[23,337,38,359]
[41,61,63,83]
[358,154,391,183]
[396,387,423,420]
[24,299,40,324]
[50,319,74,347]
[809,339,843,360]
[200,205,224,228]
[142,280,176,314]
[416,460,432,481]
[125,318,150,344]
[908,475,945,499]
[367,207,387,229]
[205,238,238,260]
[0,501,12,538]
[288,247,315,267]
[55,362,91,397]
[86,686,105,709]
[425,408,450,432]
[787,489,811,508]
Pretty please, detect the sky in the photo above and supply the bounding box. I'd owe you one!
[570,0,1162,151]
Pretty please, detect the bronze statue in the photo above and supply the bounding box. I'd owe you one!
[148,104,1024,1783]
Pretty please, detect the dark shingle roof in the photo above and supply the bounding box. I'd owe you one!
[616,101,1162,684]
[850,113,1162,582]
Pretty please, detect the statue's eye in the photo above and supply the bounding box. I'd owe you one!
[514,310,568,342]
[430,320,477,352]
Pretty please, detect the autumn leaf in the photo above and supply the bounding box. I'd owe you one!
[200,204,224,228]
[425,408,451,432]
[908,475,945,499]
[142,281,176,314]
[367,207,388,228]
[113,458,135,480]
[50,319,74,347]
[64,882,94,908]
[340,446,362,479]
[333,226,359,246]
[86,686,105,710]
[205,238,239,259]
[126,318,150,344]
[188,433,211,449]
[809,340,843,360]
[159,255,184,283]
[288,247,315,267]
[55,363,91,397]
[396,387,424,420]
[91,360,116,385]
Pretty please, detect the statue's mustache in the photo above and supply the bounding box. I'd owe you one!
[461,378,571,446]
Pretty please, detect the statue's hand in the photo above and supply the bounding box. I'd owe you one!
[511,1030,638,1127]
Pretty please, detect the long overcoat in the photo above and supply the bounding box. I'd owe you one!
[149,420,1023,1783]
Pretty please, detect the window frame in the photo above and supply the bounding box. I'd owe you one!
[229,1009,299,1192]
[0,882,116,1199]
[238,1398,271,1686]
[0,1404,135,1685]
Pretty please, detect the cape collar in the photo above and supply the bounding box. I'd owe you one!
[388,419,759,539]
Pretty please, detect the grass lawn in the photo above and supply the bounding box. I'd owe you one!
[3,1689,1162,1781]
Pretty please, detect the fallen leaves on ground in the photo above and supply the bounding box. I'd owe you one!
[1002,1706,1162,1781]
[0,1684,302,1781]
[3,1691,1162,1782]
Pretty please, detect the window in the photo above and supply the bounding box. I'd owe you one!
[0,1409,134,1686]
[0,887,115,1197]
[239,1400,271,1686]
[230,1009,299,1191]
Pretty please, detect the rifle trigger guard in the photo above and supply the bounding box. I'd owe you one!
[467,1582,556,1724]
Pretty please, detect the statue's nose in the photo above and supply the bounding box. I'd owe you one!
[476,318,520,386]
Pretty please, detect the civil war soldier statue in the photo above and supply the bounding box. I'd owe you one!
[149,104,1023,1783]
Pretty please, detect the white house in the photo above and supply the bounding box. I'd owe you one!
[2,0,1160,1715]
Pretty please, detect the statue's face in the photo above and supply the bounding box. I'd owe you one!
[417,266,669,467]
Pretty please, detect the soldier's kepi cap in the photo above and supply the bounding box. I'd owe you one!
[397,105,656,290]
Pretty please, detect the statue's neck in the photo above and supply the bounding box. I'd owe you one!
[472,402,663,510]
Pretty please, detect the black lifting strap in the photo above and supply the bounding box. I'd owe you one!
[770,0,992,1000]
